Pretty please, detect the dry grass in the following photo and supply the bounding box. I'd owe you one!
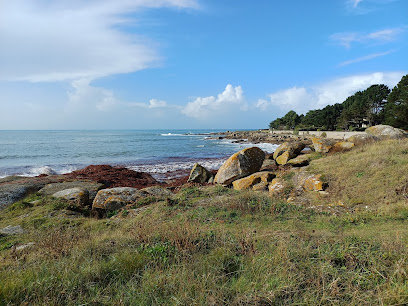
[307,138,408,209]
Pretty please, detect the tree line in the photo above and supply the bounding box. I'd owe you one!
[269,74,408,131]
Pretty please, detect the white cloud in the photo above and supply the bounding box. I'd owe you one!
[67,79,118,112]
[351,0,363,8]
[0,0,198,82]
[257,72,405,114]
[339,49,395,66]
[182,84,247,118]
[330,27,406,49]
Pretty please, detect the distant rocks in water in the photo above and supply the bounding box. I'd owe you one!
[214,147,265,185]
[365,125,408,139]
[66,165,158,189]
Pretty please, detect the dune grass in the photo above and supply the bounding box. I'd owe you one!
[1,140,408,305]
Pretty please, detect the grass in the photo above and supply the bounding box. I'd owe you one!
[0,139,408,305]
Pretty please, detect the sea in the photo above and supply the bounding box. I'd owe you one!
[0,130,279,181]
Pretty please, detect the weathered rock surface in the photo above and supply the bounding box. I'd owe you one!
[294,171,325,191]
[52,188,89,207]
[273,142,305,160]
[287,154,311,167]
[92,187,147,211]
[347,134,379,145]
[261,159,277,171]
[232,172,275,191]
[187,163,214,183]
[312,138,336,153]
[214,147,266,185]
[331,142,355,152]
[141,186,173,197]
[0,225,24,236]
[365,125,408,139]
[40,181,104,202]
[268,178,286,196]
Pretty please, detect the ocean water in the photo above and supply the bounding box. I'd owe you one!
[0,130,278,180]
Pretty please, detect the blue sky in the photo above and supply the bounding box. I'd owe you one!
[0,0,407,130]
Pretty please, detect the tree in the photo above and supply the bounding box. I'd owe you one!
[269,110,300,130]
[385,75,408,130]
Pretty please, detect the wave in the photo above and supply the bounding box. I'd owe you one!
[0,165,81,179]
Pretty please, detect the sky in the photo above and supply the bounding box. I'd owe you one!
[0,0,407,130]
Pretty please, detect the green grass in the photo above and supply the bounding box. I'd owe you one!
[1,140,408,304]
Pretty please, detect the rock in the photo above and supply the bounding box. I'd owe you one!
[0,225,24,235]
[331,142,355,152]
[303,174,325,191]
[0,184,41,210]
[261,159,277,171]
[39,181,104,202]
[268,178,286,196]
[92,187,147,211]
[252,182,269,191]
[214,147,266,185]
[232,171,275,191]
[347,134,379,145]
[141,186,173,197]
[187,163,214,183]
[275,151,290,165]
[365,125,408,139]
[52,188,89,207]
[312,138,336,153]
[272,142,305,160]
[15,242,35,251]
[287,154,310,167]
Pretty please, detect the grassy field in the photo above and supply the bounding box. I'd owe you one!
[1,139,408,305]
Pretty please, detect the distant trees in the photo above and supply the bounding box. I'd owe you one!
[385,75,408,130]
[269,74,408,131]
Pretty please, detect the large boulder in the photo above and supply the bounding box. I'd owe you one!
[214,147,265,185]
[187,163,214,183]
[140,186,173,197]
[331,142,354,152]
[92,187,147,211]
[39,181,104,202]
[347,134,378,145]
[272,142,305,160]
[294,171,325,192]
[232,172,275,191]
[52,188,89,207]
[365,125,408,139]
[312,138,336,153]
[287,154,310,167]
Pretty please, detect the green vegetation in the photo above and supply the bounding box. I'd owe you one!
[269,74,408,131]
[1,140,408,305]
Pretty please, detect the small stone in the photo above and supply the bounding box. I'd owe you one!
[0,225,24,235]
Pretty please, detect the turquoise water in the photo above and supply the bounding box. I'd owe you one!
[0,130,278,179]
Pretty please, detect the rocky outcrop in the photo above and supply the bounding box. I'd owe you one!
[347,134,378,145]
[232,172,275,191]
[312,138,336,153]
[92,187,148,211]
[52,188,89,207]
[187,163,214,183]
[214,147,265,185]
[365,125,408,139]
[39,181,104,202]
